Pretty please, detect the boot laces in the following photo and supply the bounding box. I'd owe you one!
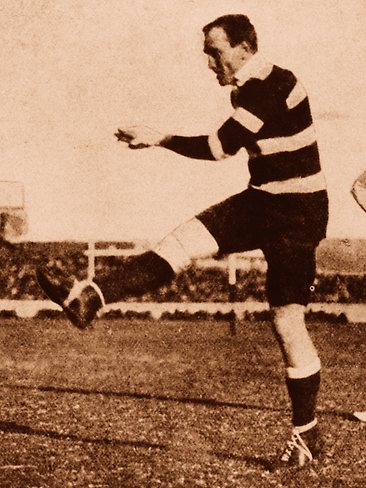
[281,431,313,463]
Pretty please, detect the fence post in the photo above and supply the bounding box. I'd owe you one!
[228,253,237,336]
[87,241,96,280]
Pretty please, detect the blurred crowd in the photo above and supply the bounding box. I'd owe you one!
[0,242,364,303]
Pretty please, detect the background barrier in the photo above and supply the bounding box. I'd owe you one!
[0,240,364,322]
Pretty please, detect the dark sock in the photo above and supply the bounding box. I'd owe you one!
[286,371,320,427]
[94,251,175,304]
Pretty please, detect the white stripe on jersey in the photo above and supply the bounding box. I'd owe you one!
[208,132,229,160]
[286,81,307,109]
[232,107,264,133]
[257,125,316,155]
[250,171,326,194]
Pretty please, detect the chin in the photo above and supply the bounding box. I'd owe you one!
[217,75,228,86]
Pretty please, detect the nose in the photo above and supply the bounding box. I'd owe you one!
[207,55,216,71]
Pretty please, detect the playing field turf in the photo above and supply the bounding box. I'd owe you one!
[0,317,365,487]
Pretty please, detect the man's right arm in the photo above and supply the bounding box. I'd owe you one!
[115,105,262,160]
[351,170,366,213]
[160,135,215,160]
[115,123,253,161]
[115,126,216,160]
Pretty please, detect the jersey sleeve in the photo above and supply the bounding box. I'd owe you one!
[160,135,215,160]
[160,109,263,161]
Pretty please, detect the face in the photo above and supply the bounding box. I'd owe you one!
[203,26,250,86]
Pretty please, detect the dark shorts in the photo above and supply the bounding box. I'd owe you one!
[197,187,329,306]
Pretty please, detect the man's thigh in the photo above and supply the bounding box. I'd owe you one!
[260,190,328,307]
[196,189,261,254]
[263,239,317,307]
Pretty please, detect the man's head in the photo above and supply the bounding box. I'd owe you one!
[203,14,258,86]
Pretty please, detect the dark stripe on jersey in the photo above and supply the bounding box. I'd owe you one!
[259,99,313,138]
[233,66,296,122]
[218,118,259,156]
[248,143,321,185]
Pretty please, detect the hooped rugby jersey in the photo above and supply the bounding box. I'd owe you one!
[162,53,326,195]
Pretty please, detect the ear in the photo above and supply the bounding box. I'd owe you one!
[239,41,252,61]
[240,41,251,53]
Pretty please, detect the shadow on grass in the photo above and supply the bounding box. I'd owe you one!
[0,419,277,471]
[2,382,285,411]
[1,383,356,421]
[0,420,165,450]
[213,451,273,471]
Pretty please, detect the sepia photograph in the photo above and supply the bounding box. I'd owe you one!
[0,0,365,486]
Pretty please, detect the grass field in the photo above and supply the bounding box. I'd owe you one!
[0,317,365,487]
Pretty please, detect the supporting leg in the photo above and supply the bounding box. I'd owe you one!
[272,304,323,467]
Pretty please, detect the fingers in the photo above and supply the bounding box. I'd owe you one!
[115,125,163,149]
[115,127,151,149]
[129,143,149,149]
[114,129,134,143]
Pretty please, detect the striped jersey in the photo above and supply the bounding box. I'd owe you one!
[162,52,326,195]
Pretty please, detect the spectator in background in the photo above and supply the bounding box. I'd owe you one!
[350,170,366,422]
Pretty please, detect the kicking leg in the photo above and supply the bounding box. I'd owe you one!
[36,217,219,328]
[37,189,254,329]
[94,217,219,302]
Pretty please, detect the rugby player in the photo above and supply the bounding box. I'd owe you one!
[37,14,328,467]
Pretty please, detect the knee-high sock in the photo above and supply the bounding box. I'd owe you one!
[285,360,321,428]
[94,251,175,304]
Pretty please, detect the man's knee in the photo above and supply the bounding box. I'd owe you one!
[272,304,306,338]
[153,217,219,273]
[271,304,319,369]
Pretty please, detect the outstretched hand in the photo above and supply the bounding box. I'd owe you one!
[115,126,165,149]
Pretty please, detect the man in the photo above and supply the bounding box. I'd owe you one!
[37,14,328,467]
[351,171,366,422]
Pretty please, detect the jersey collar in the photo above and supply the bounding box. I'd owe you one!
[234,52,273,86]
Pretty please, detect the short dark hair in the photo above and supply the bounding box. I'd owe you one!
[202,14,258,53]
